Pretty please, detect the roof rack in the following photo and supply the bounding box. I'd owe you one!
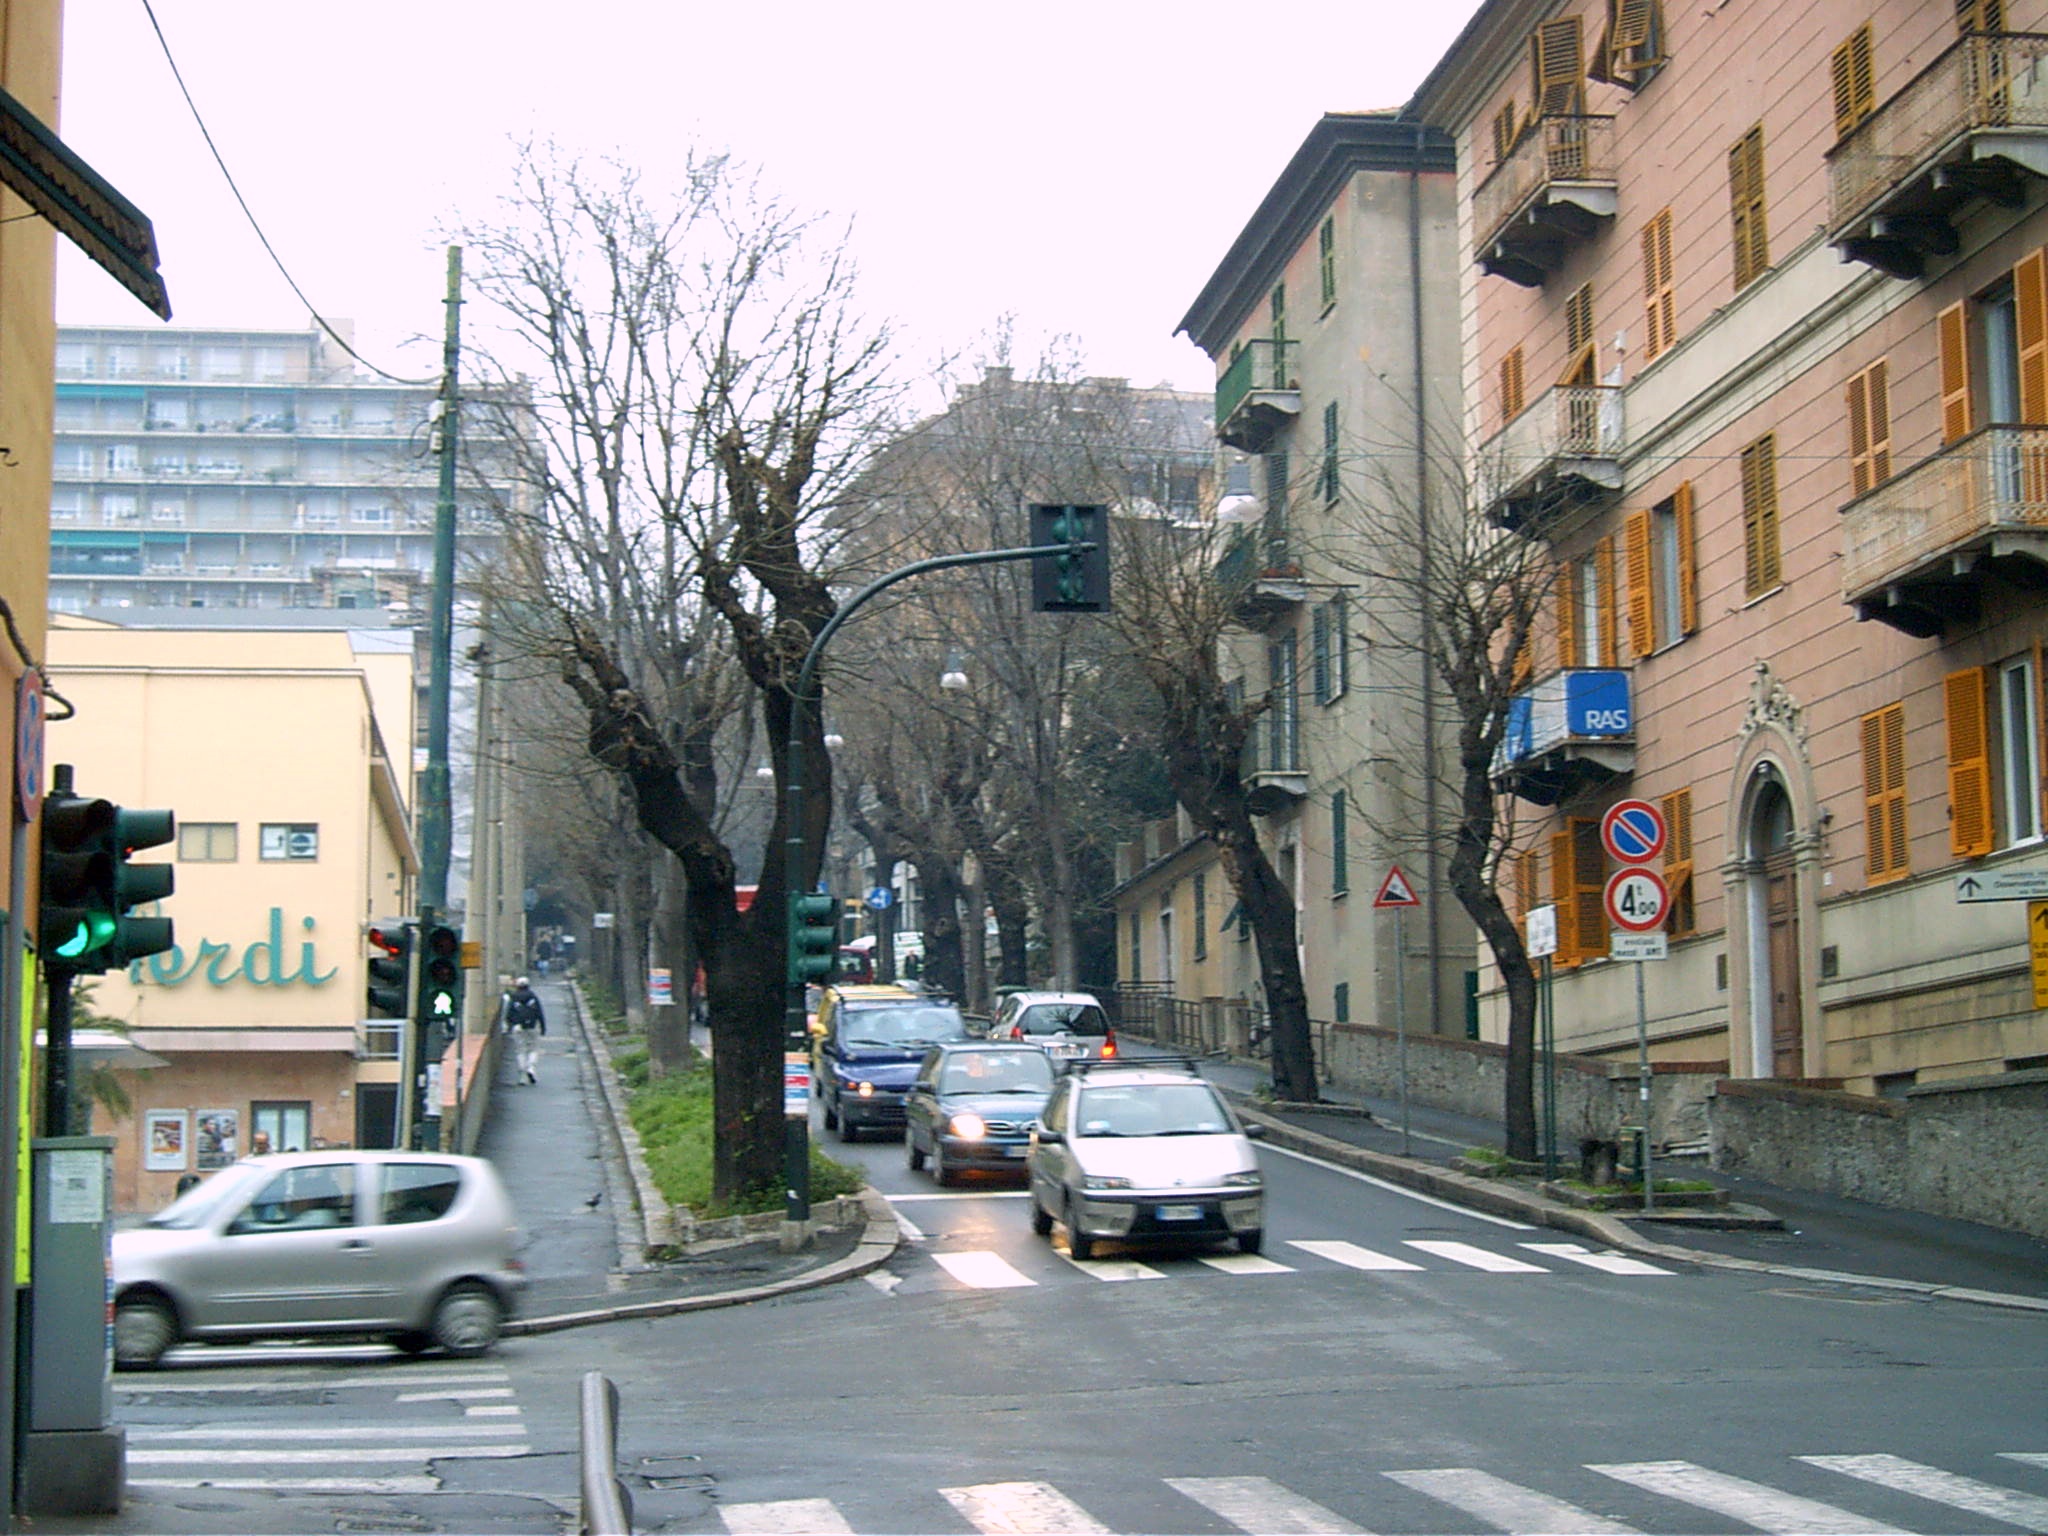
[1063,1054,1204,1078]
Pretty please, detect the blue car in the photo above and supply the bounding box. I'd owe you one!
[904,1042,1057,1185]
[818,997,971,1142]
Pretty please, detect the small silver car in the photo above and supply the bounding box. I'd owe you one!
[993,989,1117,1061]
[112,1150,525,1367]
[1026,1057,1266,1259]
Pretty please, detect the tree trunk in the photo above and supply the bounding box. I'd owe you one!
[647,857,690,1076]
[1213,814,1317,1103]
[987,859,1030,989]
[919,858,965,1002]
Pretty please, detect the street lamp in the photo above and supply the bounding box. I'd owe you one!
[939,652,968,692]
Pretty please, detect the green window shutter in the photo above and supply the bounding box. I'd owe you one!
[1322,401,1340,501]
[1319,217,1337,308]
[1311,604,1332,703]
[1332,789,1349,894]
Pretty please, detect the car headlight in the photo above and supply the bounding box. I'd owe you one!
[1222,1171,1263,1187]
[947,1112,988,1140]
[1081,1175,1132,1190]
[856,1082,874,1098]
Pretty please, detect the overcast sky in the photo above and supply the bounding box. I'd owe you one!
[56,2,1482,397]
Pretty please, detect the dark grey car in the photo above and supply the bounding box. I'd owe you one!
[904,1042,1056,1185]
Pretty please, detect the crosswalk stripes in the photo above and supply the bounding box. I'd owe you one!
[908,1235,1675,1289]
[712,1450,2048,1534]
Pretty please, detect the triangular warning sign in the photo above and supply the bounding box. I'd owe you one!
[1373,864,1421,908]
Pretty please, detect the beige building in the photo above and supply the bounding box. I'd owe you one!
[1409,0,2048,1091]
[46,621,420,1210]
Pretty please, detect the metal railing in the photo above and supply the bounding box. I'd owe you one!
[1214,339,1299,429]
[1840,424,2048,595]
[579,1371,633,1535]
[1473,115,1617,252]
[357,1019,403,1061]
[1477,383,1624,508]
[1828,33,2048,233]
[1213,524,1296,589]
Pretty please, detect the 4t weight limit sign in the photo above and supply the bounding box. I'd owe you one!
[1604,868,1671,933]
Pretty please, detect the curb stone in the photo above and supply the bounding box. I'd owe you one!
[1223,1092,2048,1316]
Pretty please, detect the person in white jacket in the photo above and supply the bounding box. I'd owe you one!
[500,977,547,1083]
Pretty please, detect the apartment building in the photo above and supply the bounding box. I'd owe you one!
[1409,0,2048,1090]
[1145,114,1475,1038]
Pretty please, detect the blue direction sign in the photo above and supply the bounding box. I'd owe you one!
[865,886,894,911]
[1601,798,1666,865]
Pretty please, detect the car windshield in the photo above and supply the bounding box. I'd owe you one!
[1075,1082,1232,1138]
[142,1161,270,1229]
[840,1005,966,1048]
[939,1051,1053,1095]
[1017,1003,1109,1037]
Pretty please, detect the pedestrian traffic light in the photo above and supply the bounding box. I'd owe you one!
[38,792,175,973]
[417,923,463,1046]
[366,922,414,1018]
[1030,502,1110,613]
[789,892,839,984]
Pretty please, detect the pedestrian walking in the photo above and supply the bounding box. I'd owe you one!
[500,975,547,1084]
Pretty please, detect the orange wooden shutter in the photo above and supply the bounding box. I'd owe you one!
[1945,667,1994,857]
[1624,508,1654,656]
[1848,370,1873,496]
[1642,212,1675,361]
[1570,820,1606,963]
[1549,830,1578,964]
[1939,301,1974,443]
[1674,481,1698,635]
[1862,704,1909,882]
[1501,346,1526,423]
[1729,126,1768,289]
[1531,17,1586,116]
[1662,786,1695,935]
[1556,561,1580,669]
[1595,536,1619,665]
[1741,435,1782,595]
[2018,250,2048,423]
[1516,847,1539,919]
[1867,361,1891,485]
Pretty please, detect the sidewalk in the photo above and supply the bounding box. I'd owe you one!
[1196,1052,2048,1310]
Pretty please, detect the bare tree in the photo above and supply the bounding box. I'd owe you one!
[460,146,900,1203]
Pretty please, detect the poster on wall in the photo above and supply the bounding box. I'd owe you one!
[144,1109,189,1172]
[195,1109,239,1169]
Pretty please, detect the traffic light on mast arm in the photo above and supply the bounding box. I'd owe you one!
[39,792,175,974]
[366,922,414,1018]
[1030,502,1110,613]
[789,892,839,985]
[417,923,464,1049]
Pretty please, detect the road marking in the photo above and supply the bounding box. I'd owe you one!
[1167,1474,1368,1533]
[131,1423,526,1441]
[1062,1256,1165,1281]
[133,1475,442,1493]
[121,1369,507,1393]
[1197,1253,1295,1275]
[1260,1143,1535,1228]
[1287,1240,1423,1272]
[2003,1452,2048,1470]
[128,1445,532,1464]
[889,1206,927,1240]
[1520,1242,1673,1276]
[722,1497,853,1533]
[465,1404,523,1417]
[941,1479,1112,1533]
[933,1251,1038,1289]
[1385,1467,1639,1532]
[396,1386,515,1402]
[1803,1453,2048,1528]
[887,1191,1031,1201]
[864,1271,903,1296]
[1405,1240,1548,1273]
[1590,1460,1905,1533]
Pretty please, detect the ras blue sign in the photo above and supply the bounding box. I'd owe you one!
[1502,669,1634,765]
[1564,669,1632,736]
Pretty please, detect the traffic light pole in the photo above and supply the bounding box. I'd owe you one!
[781,539,1090,1231]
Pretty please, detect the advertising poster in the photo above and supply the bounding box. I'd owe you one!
[195,1108,239,1169]
[144,1109,189,1171]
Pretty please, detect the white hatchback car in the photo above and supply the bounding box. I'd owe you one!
[992,990,1117,1060]
[112,1150,525,1367]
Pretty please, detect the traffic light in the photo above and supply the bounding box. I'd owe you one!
[38,792,175,974]
[417,923,463,1047]
[366,922,414,1018]
[789,892,839,984]
[1030,502,1110,613]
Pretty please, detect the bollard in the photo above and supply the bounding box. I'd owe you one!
[578,1371,634,1535]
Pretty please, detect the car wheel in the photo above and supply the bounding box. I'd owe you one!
[837,1109,860,1143]
[906,1132,926,1172]
[931,1142,954,1188]
[1236,1229,1265,1256]
[429,1282,503,1357]
[113,1293,178,1370]
[822,1092,839,1131]
[389,1330,435,1356]
[1064,1198,1095,1261]
[1030,1195,1054,1237]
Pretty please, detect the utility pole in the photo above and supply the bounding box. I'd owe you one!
[407,245,463,1150]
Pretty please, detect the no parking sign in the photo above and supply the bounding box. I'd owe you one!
[1600,799,1666,865]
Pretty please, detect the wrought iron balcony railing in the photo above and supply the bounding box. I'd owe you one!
[1473,116,1618,286]
[1214,339,1301,453]
[1477,383,1625,532]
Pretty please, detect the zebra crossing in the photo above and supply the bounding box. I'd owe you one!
[116,1353,530,1493]
[903,1234,1677,1291]
[715,1451,2048,1534]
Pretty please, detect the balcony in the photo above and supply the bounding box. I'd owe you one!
[1214,339,1300,453]
[357,1020,403,1061]
[1494,668,1635,806]
[1477,384,1625,532]
[1829,33,2048,279]
[1214,525,1309,629]
[1474,116,1618,287]
[1242,719,1306,816]
[1840,425,2048,636]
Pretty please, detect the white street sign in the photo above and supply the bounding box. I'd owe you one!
[1610,931,1668,962]
[1954,869,2048,902]
[1526,904,1558,960]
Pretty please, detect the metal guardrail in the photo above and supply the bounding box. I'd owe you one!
[579,1371,634,1536]
[1840,424,2048,595]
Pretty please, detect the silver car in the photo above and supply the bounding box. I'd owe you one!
[112,1150,525,1367]
[1026,1057,1266,1259]
[993,989,1117,1061]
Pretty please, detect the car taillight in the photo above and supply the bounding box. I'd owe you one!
[1102,1033,1117,1058]
[1009,1024,1023,1040]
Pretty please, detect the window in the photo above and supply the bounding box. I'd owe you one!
[258,823,320,861]
[1529,15,1586,116]
[1334,981,1351,1024]
[1311,593,1349,704]
[1739,437,1782,596]
[1549,818,1605,965]
[379,1163,462,1225]
[1156,903,1177,986]
[1265,450,1290,521]
[1565,283,1595,359]
[1945,666,1995,858]
[351,505,393,526]
[1642,210,1676,361]
[1267,635,1301,771]
[1624,483,1697,654]
[1515,846,1540,920]
[178,822,238,862]
[1995,653,2044,846]
[1729,124,1770,290]
[1862,703,1909,882]
[1318,216,1337,310]
[1663,787,1696,936]
[1558,539,1620,668]
[232,1161,352,1232]
[1831,25,1876,137]
[249,1101,312,1154]
[1846,360,1893,496]
[1501,346,1526,424]
[1592,0,1667,88]
[1128,911,1142,975]
[1270,281,1287,362]
[1940,252,2048,467]
[1320,400,1340,502]
[1331,790,1349,896]
[1957,0,2004,33]
[1492,99,1522,163]
[1193,873,1208,961]
[105,444,138,474]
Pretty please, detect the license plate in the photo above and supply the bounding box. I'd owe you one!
[1156,1203,1202,1222]
[1048,1042,1085,1057]
[1004,1145,1027,1158]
